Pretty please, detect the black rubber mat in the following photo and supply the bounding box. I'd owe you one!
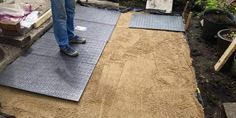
[129,13,185,32]
[75,6,120,25]
[0,54,95,101]
[48,20,115,41]
[0,7,120,101]
[28,34,107,65]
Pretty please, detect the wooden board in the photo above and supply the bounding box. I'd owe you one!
[34,9,52,28]
[182,1,190,18]
[146,0,173,13]
[0,26,38,48]
[223,103,236,118]
[0,33,31,48]
[0,21,22,36]
[214,38,236,71]
[0,21,21,32]
[185,12,193,31]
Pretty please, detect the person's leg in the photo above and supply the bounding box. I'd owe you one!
[65,0,76,40]
[50,0,68,48]
[50,0,78,56]
[65,0,86,44]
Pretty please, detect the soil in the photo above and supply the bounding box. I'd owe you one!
[119,0,146,8]
[0,12,204,118]
[187,14,236,118]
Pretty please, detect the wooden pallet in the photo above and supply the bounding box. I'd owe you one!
[0,19,52,72]
[0,32,31,48]
[0,1,51,48]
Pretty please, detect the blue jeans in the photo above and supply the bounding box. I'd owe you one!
[50,0,76,48]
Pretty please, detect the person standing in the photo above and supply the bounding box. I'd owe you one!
[50,0,86,57]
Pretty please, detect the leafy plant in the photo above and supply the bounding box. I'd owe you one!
[224,30,236,40]
[218,1,236,14]
[204,0,236,14]
[206,0,218,9]
[195,0,202,6]
[228,31,236,39]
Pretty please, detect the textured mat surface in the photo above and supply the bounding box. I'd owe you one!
[75,6,120,25]
[28,33,107,65]
[129,14,185,32]
[0,54,95,101]
[49,20,115,41]
[0,7,120,101]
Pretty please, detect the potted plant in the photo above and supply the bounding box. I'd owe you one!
[217,28,236,70]
[202,0,236,42]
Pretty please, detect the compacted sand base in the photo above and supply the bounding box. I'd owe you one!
[0,13,204,118]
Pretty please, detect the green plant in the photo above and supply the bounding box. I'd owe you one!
[224,31,236,40]
[204,0,236,14]
[206,0,218,9]
[218,1,236,14]
[229,31,236,38]
[195,0,202,6]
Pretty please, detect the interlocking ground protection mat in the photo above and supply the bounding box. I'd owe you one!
[129,13,185,32]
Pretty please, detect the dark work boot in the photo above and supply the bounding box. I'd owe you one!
[69,35,86,44]
[60,45,79,57]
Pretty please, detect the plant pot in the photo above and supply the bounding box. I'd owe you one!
[217,29,236,71]
[202,9,235,43]
[231,53,236,77]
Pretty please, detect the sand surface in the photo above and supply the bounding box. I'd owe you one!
[0,13,204,118]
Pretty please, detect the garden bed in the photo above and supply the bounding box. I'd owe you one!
[187,15,236,118]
